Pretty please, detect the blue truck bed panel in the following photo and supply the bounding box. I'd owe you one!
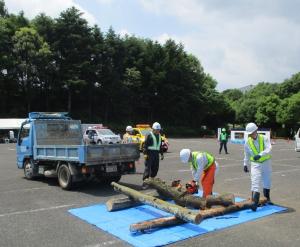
[34,145,82,162]
[33,143,140,165]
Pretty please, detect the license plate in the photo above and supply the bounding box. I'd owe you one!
[38,167,44,174]
[106,165,117,173]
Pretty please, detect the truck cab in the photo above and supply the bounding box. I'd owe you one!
[295,128,300,152]
[16,112,139,190]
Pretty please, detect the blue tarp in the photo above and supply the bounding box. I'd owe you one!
[69,196,286,247]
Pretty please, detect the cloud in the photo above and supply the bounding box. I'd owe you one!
[5,0,97,24]
[140,0,300,90]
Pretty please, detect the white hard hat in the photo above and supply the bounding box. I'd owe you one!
[180,149,191,163]
[246,122,258,134]
[126,125,133,132]
[152,122,161,130]
[88,126,92,130]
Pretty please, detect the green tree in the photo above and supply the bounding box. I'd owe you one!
[277,72,300,98]
[12,27,51,112]
[276,92,300,126]
[53,7,92,113]
[255,94,281,127]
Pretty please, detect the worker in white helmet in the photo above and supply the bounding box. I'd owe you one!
[142,122,164,188]
[123,125,134,143]
[244,122,273,211]
[180,148,219,198]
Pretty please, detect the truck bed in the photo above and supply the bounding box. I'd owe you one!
[34,143,140,165]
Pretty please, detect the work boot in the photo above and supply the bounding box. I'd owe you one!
[263,188,273,205]
[250,192,260,211]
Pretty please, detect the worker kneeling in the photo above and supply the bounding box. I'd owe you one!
[180,149,219,198]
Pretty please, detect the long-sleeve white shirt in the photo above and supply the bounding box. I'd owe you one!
[191,153,219,181]
[244,134,272,167]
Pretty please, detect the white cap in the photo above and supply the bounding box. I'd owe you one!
[152,122,161,130]
[126,125,133,132]
[180,149,191,163]
[246,123,258,134]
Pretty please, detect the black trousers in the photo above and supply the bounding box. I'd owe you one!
[219,141,228,154]
[143,150,159,180]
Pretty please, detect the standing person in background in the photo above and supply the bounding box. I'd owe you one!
[142,122,164,189]
[123,126,133,143]
[179,148,219,198]
[219,128,229,154]
[243,122,273,211]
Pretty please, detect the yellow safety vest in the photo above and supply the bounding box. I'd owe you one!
[148,132,161,151]
[248,134,271,163]
[189,151,214,171]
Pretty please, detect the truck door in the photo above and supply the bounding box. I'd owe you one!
[295,128,300,152]
[16,122,32,168]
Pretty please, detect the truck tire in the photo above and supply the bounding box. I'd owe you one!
[58,164,73,190]
[97,140,102,144]
[24,159,36,180]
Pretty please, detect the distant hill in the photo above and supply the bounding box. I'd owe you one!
[239,85,255,93]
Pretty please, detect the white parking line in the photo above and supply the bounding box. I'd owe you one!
[0,204,76,218]
[84,241,119,247]
[0,187,48,194]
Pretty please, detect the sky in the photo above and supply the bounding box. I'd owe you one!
[4,0,300,91]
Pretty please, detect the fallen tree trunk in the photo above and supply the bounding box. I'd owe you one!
[106,190,162,212]
[130,216,185,232]
[111,182,202,224]
[129,198,267,232]
[143,178,235,209]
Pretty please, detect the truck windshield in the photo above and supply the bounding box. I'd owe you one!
[35,120,82,145]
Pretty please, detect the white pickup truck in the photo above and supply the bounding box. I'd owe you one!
[83,126,121,145]
[295,128,300,152]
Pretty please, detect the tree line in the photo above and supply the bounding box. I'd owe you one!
[0,1,299,136]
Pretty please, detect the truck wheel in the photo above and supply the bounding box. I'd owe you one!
[24,159,35,180]
[58,164,73,190]
[97,140,102,144]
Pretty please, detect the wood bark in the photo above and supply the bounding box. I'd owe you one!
[111,182,202,224]
[129,198,267,232]
[143,178,235,209]
[106,190,162,212]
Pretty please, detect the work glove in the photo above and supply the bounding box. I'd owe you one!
[253,155,261,161]
[243,166,249,173]
[160,154,164,160]
[144,154,148,160]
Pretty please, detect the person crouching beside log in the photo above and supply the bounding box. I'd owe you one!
[180,149,219,198]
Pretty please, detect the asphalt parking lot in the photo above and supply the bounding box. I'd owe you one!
[0,139,299,247]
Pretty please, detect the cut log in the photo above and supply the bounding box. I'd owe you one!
[129,198,268,232]
[111,182,202,224]
[143,178,235,209]
[106,190,161,212]
[130,216,185,232]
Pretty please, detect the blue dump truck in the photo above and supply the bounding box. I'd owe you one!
[16,112,140,190]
